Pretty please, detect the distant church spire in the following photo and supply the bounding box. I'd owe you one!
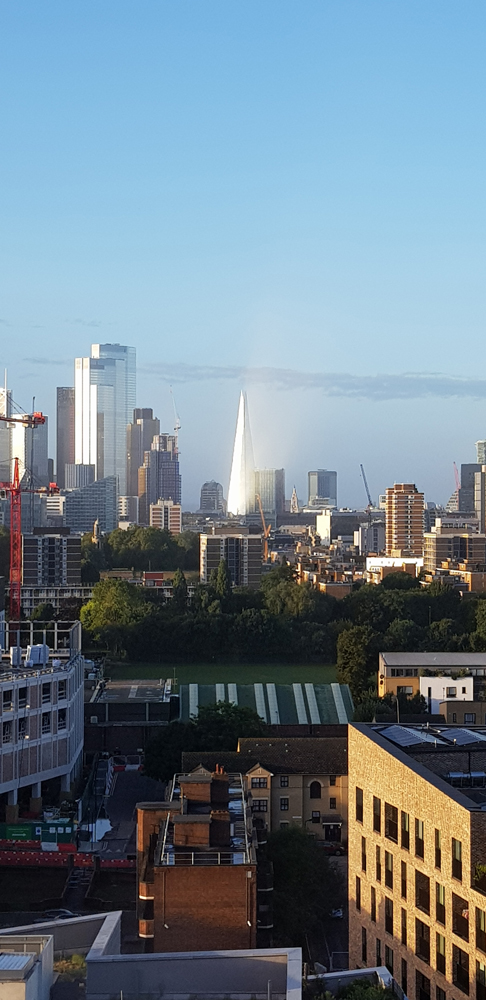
[227,391,255,516]
[290,485,299,514]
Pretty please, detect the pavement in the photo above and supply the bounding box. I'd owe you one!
[98,770,166,856]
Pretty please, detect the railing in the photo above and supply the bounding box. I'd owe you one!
[159,849,249,866]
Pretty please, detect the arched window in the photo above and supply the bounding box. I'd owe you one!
[310,781,321,799]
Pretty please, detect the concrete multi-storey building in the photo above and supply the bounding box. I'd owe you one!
[63,475,117,534]
[56,387,75,489]
[423,520,486,591]
[308,470,338,507]
[182,736,348,847]
[136,767,258,952]
[348,722,486,1000]
[199,527,262,588]
[22,528,81,587]
[385,483,424,557]
[0,620,84,821]
[149,498,182,535]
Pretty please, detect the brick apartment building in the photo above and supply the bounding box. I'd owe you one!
[137,767,259,952]
[385,483,424,557]
[183,736,348,848]
[348,722,486,1000]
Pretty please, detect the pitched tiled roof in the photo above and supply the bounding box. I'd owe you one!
[182,737,347,776]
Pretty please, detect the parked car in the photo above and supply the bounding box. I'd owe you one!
[317,841,346,856]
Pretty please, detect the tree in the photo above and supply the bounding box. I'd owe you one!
[266,826,343,947]
[380,572,420,590]
[336,624,377,700]
[171,568,188,612]
[80,579,150,654]
[215,560,232,606]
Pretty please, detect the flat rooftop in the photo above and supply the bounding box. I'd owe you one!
[94,679,169,702]
[380,652,486,667]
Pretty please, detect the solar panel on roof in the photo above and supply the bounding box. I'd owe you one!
[0,954,34,971]
[380,726,446,747]
[437,729,486,745]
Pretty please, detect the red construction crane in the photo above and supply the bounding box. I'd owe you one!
[255,494,272,563]
[0,411,58,625]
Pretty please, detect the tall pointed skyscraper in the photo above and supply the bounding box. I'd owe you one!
[227,391,255,516]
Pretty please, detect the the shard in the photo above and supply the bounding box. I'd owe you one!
[227,391,255,516]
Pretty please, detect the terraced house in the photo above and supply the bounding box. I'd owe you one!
[348,723,486,1000]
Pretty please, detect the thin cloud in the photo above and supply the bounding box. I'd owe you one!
[23,357,71,367]
[139,362,486,401]
[69,319,102,328]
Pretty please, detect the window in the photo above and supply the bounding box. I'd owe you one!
[477,960,486,1000]
[373,796,381,833]
[376,845,382,882]
[329,797,337,810]
[310,781,321,799]
[436,933,446,975]
[42,682,51,704]
[436,883,446,925]
[279,821,289,829]
[330,776,336,786]
[385,851,393,889]
[477,908,486,954]
[18,686,27,709]
[311,811,320,823]
[356,876,361,912]
[416,870,430,915]
[435,829,442,870]
[385,803,398,842]
[41,712,51,734]
[436,988,445,1000]
[401,907,407,945]
[385,897,393,935]
[356,787,363,823]
[453,713,457,723]
[385,944,394,974]
[2,690,12,711]
[18,717,27,740]
[252,799,267,812]
[416,971,431,1000]
[416,818,425,859]
[401,860,407,899]
[452,945,469,995]
[58,679,67,700]
[280,798,289,812]
[251,777,267,788]
[453,838,463,881]
[401,958,407,995]
[280,775,289,787]
[401,811,410,850]
[2,721,12,744]
[447,686,457,697]
[416,918,430,964]
[371,886,376,923]
[362,927,367,963]
[465,713,476,724]
[362,837,367,873]
[452,893,469,942]
[376,938,381,966]
[58,708,67,731]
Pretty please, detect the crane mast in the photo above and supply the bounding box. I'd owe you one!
[255,493,272,563]
[359,464,374,509]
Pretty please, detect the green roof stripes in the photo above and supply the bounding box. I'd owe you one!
[178,683,353,724]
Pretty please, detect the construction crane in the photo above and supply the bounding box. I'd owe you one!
[453,462,461,492]
[359,464,374,509]
[0,411,58,625]
[255,494,271,562]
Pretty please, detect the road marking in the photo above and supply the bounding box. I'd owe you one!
[305,683,321,724]
[266,683,280,724]
[293,683,308,724]
[254,683,267,722]
[128,685,138,699]
[331,683,348,723]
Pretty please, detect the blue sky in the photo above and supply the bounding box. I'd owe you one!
[1,1,486,508]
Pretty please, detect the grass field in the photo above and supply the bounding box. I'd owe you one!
[106,661,337,685]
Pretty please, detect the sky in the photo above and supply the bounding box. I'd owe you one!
[1,1,486,509]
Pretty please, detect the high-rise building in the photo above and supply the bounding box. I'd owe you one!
[475,467,486,534]
[290,486,299,514]
[459,463,481,513]
[254,469,285,526]
[308,470,337,507]
[0,384,12,483]
[200,527,262,588]
[118,495,139,523]
[138,434,181,525]
[227,392,255,517]
[11,417,49,488]
[477,441,486,464]
[150,498,182,535]
[64,476,117,534]
[56,388,75,488]
[22,528,81,586]
[64,464,95,489]
[126,408,160,498]
[74,343,136,494]
[199,480,225,514]
[385,483,424,557]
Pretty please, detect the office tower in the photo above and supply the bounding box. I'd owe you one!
[118,495,139,523]
[200,527,262,588]
[11,417,49,487]
[385,482,424,556]
[475,468,486,533]
[64,476,117,534]
[150,499,182,535]
[459,463,481,512]
[254,469,285,525]
[199,480,225,514]
[126,408,160,498]
[138,434,181,525]
[74,343,136,494]
[56,387,75,488]
[477,441,486,464]
[348,721,486,999]
[64,464,95,489]
[227,392,255,517]
[354,520,386,556]
[308,470,337,507]
[22,529,81,586]
[0,383,11,483]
